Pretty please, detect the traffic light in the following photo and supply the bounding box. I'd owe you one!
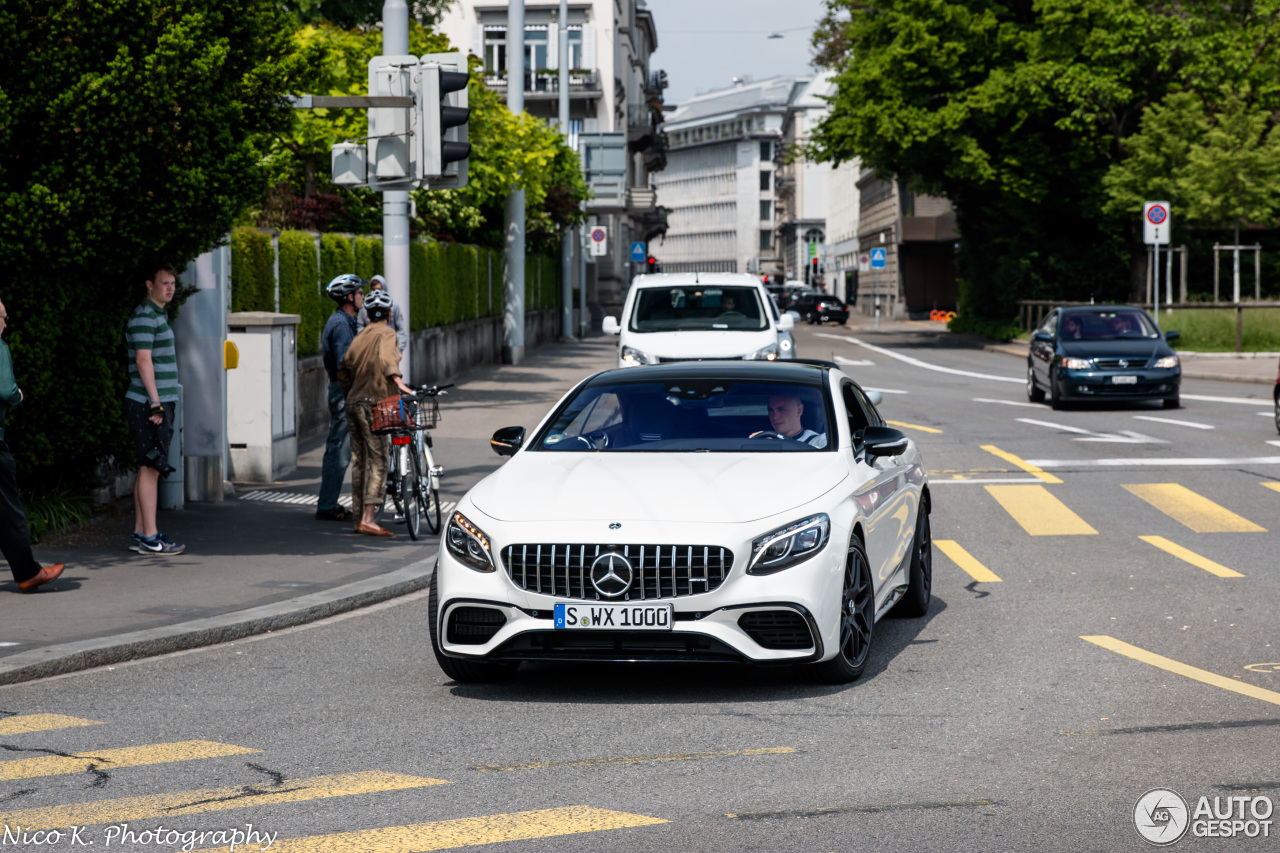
[421,52,471,189]
[646,255,657,274]
[366,55,419,189]
[761,274,770,285]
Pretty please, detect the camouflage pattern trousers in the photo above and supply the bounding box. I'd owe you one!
[348,400,389,525]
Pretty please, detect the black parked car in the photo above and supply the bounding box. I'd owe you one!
[1027,306,1181,410]
[792,292,849,325]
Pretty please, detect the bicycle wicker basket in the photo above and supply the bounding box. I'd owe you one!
[370,396,439,433]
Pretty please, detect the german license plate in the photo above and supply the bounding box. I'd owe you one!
[1112,375,1138,384]
[554,602,673,631]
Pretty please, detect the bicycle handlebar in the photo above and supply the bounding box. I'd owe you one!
[406,383,453,399]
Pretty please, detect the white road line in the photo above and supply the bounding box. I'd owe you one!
[815,333,1023,384]
[1016,418,1166,444]
[1260,412,1275,418]
[832,356,875,367]
[1182,393,1272,407]
[1269,440,1280,448]
[928,477,1045,485]
[1133,415,1214,430]
[1027,456,1280,468]
[973,397,1043,408]
[1018,417,1100,437]
[863,387,909,395]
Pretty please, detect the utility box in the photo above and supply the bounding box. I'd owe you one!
[227,312,300,482]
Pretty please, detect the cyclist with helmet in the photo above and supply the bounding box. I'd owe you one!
[338,289,414,537]
[315,274,365,522]
[357,274,409,355]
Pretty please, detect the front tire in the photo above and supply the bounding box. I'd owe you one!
[1027,364,1045,403]
[892,506,932,617]
[1163,395,1180,410]
[402,469,421,540]
[1050,368,1068,410]
[801,535,875,684]
[429,571,518,683]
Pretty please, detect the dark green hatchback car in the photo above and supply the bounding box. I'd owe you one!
[1027,306,1181,410]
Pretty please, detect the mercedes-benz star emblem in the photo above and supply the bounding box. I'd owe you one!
[590,552,634,598]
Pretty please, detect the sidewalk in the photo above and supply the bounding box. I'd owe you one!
[983,341,1276,385]
[0,335,618,686]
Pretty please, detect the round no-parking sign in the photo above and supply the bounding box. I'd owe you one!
[1146,204,1168,226]
[590,228,607,243]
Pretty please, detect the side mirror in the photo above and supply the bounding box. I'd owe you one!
[602,316,620,335]
[865,389,883,406]
[861,425,909,460]
[1032,331,1053,343]
[786,310,801,321]
[490,426,526,457]
[1164,330,1180,341]
[778,313,795,331]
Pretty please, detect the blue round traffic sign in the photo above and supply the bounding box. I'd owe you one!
[1146,204,1168,225]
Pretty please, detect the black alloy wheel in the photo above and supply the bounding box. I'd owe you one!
[802,536,875,684]
[892,506,932,617]
[428,571,518,683]
[1027,364,1045,403]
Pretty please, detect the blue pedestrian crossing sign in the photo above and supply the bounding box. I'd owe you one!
[870,247,887,269]
[631,242,646,263]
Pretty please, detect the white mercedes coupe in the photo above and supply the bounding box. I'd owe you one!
[429,360,933,684]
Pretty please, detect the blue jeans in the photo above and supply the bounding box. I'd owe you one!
[317,381,351,512]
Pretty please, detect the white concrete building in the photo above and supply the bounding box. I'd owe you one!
[656,76,807,275]
[436,0,667,317]
[774,73,836,287]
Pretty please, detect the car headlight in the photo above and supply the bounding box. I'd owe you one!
[749,513,830,575]
[1153,355,1179,369]
[446,511,495,572]
[620,346,657,366]
[746,343,779,361]
[1060,357,1091,370]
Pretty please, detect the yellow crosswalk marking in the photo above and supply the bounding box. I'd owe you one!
[0,771,447,831]
[885,420,942,434]
[1124,484,1265,533]
[0,715,103,736]
[980,445,1062,484]
[984,485,1097,535]
[934,540,1001,582]
[187,806,668,853]
[0,741,258,782]
[1262,482,1280,495]
[1081,636,1280,707]
[1139,535,1245,578]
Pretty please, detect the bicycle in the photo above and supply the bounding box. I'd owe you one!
[370,383,452,540]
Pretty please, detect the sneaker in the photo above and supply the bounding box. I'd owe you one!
[129,532,145,552]
[137,532,185,556]
[315,507,354,522]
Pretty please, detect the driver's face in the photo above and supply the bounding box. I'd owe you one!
[722,295,735,311]
[767,395,804,437]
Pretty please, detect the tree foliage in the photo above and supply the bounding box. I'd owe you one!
[811,0,1280,334]
[282,0,453,30]
[0,0,301,491]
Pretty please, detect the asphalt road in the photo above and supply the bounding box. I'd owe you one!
[0,320,1277,852]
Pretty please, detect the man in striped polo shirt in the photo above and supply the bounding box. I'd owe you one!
[125,263,185,555]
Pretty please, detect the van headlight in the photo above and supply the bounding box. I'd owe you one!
[621,346,657,366]
[446,511,496,572]
[1153,355,1179,368]
[747,343,779,361]
[749,514,830,574]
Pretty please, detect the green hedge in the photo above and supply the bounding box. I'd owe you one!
[230,227,275,312]
[277,230,330,357]
[319,232,355,289]
[354,236,382,280]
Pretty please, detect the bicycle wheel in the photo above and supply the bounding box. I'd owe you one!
[420,442,443,535]
[375,444,401,526]
[402,465,421,540]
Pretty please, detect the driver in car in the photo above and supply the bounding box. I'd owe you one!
[750,391,827,448]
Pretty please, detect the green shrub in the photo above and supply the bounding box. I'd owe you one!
[230,227,275,312]
[319,233,355,285]
[1165,307,1280,352]
[24,487,92,544]
[278,230,326,357]
[354,236,382,280]
[409,241,431,331]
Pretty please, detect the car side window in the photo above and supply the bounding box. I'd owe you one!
[849,384,884,427]
[1037,311,1058,337]
[842,383,873,433]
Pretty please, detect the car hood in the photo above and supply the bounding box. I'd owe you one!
[626,329,776,359]
[469,452,847,523]
[1060,339,1171,359]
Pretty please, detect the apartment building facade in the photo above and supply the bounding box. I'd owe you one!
[773,73,835,286]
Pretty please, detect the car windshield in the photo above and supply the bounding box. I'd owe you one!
[534,379,833,452]
[1060,311,1158,340]
[628,286,768,332]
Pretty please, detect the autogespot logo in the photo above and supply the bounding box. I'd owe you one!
[1135,789,1190,845]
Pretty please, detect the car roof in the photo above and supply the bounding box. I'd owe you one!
[630,273,766,289]
[584,360,830,388]
[1060,304,1147,314]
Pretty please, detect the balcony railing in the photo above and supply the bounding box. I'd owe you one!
[483,70,602,97]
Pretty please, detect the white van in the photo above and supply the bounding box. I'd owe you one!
[602,273,794,367]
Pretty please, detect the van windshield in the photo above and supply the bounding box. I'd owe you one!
[628,286,768,332]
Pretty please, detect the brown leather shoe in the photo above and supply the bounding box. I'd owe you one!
[18,563,65,593]
[356,522,394,537]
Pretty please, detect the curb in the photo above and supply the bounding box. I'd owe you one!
[0,560,435,686]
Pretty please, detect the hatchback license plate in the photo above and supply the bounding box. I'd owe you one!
[554,603,673,631]
[1112,375,1138,384]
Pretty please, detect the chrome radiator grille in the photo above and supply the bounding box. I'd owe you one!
[501,543,732,600]
[1094,358,1149,370]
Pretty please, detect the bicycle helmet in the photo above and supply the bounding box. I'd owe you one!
[326,274,365,303]
[364,287,394,321]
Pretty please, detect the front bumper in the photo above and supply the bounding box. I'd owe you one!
[434,529,845,665]
[815,308,849,323]
[1058,367,1180,400]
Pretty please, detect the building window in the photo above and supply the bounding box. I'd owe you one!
[760,140,772,161]
[760,230,773,251]
[759,170,771,191]
[760,200,771,221]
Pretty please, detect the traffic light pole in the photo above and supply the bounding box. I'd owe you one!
[503,0,527,365]
[558,0,573,340]
[383,0,412,380]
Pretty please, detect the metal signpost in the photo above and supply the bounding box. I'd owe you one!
[870,247,886,329]
[1143,201,1170,321]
